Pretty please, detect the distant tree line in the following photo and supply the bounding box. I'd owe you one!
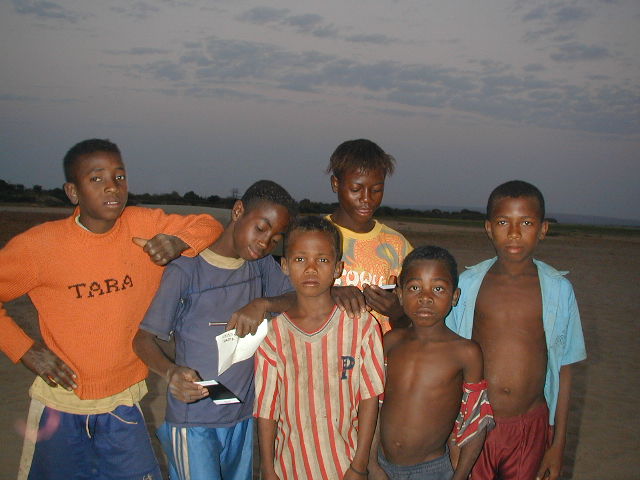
[0,178,489,221]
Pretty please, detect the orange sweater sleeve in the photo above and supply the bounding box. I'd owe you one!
[0,232,39,362]
[131,207,223,256]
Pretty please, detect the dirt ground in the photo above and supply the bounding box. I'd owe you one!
[0,207,639,479]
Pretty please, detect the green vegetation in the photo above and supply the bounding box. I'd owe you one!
[1,178,637,235]
[546,223,640,237]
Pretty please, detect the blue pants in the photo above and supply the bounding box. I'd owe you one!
[26,403,161,480]
[378,445,454,480]
[157,418,253,480]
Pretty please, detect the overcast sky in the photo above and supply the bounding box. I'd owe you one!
[1,0,638,221]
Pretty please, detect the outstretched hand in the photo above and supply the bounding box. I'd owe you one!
[132,234,189,266]
[21,343,77,391]
[166,365,209,403]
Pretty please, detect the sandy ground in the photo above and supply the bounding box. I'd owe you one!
[0,206,639,479]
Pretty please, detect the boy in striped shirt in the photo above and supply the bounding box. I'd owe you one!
[255,216,384,480]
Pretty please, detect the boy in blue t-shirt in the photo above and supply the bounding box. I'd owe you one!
[133,180,297,480]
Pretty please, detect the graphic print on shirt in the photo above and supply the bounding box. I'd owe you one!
[68,274,133,298]
[335,237,402,287]
[341,355,355,379]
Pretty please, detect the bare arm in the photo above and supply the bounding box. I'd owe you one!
[368,408,388,480]
[227,293,296,337]
[344,396,379,479]
[536,364,572,480]
[257,417,281,480]
[132,329,207,403]
[453,429,486,480]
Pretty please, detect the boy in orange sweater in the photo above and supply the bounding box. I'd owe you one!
[0,138,222,480]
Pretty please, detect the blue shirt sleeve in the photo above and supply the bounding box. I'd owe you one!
[560,281,587,365]
[139,259,193,341]
[259,255,293,298]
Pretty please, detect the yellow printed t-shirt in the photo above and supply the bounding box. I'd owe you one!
[327,217,412,333]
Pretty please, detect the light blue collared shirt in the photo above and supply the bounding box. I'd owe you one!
[445,257,586,425]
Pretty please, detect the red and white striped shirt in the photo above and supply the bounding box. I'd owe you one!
[254,307,384,479]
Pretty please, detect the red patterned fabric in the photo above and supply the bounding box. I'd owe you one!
[454,379,495,446]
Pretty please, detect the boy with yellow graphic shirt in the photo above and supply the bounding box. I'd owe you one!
[326,139,412,333]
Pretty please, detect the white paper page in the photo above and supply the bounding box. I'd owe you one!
[216,319,268,375]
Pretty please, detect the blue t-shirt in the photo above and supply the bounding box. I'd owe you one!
[141,251,292,428]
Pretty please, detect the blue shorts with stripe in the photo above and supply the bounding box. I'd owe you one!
[157,417,253,480]
[22,400,161,480]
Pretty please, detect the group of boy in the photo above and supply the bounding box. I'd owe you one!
[0,136,585,480]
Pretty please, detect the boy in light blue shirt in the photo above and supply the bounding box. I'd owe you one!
[446,180,585,480]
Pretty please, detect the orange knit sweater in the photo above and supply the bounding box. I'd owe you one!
[0,206,222,400]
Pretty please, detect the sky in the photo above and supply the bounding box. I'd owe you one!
[1,0,639,222]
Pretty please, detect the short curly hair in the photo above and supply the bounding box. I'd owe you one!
[326,139,395,179]
[63,138,120,182]
[241,180,298,218]
[399,245,458,289]
[284,215,342,259]
[486,180,545,221]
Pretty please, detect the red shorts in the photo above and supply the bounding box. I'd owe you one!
[470,402,552,480]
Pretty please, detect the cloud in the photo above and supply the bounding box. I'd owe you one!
[111,1,160,20]
[520,3,593,42]
[522,5,546,22]
[237,6,289,24]
[139,60,186,81]
[106,47,171,55]
[237,6,385,44]
[523,63,545,72]
[285,13,323,30]
[127,36,638,136]
[345,34,398,45]
[0,93,40,102]
[555,6,591,23]
[11,0,81,22]
[550,43,611,62]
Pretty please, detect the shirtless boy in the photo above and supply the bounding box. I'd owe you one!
[446,180,586,480]
[372,246,493,480]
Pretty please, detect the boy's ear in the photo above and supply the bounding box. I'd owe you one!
[452,287,461,307]
[231,200,245,221]
[63,182,79,205]
[330,175,339,193]
[281,256,289,275]
[539,220,549,240]
[484,220,493,240]
[396,287,403,306]
[334,260,344,279]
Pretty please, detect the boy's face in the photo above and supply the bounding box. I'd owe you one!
[398,259,460,328]
[63,151,128,234]
[232,200,291,260]
[282,230,343,297]
[485,195,548,263]
[331,167,385,228]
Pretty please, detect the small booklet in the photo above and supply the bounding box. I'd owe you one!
[215,318,268,376]
[195,380,241,405]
